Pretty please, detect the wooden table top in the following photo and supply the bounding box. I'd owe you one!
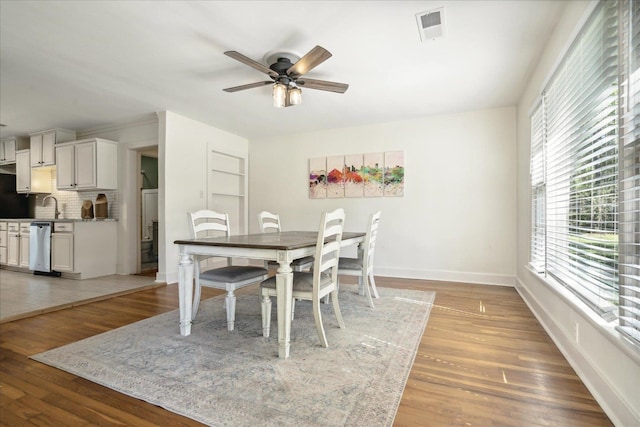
[174,231,365,250]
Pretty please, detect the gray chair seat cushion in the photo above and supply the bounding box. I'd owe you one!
[292,256,314,267]
[267,256,314,268]
[261,271,332,292]
[200,266,268,282]
[338,257,363,270]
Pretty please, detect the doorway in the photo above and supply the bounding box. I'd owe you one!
[138,149,158,273]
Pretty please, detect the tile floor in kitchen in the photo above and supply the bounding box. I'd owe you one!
[0,269,162,323]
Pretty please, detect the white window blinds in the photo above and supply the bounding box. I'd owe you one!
[616,0,640,344]
[544,0,620,318]
[530,102,545,273]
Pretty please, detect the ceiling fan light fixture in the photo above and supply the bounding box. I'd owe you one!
[273,82,287,108]
[289,86,302,105]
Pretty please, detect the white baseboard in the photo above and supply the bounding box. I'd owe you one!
[159,271,177,284]
[515,278,639,427]
[374,267,515,287]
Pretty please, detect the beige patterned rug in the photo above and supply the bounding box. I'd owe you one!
[31,284,435,427]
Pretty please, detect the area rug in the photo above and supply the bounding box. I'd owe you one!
[31,285,435,427]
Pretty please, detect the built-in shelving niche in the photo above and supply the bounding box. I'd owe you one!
[207,150,246,236]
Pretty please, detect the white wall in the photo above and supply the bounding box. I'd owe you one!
[158,111,249,284]
[515,1,640,425]
[249,106,517,286]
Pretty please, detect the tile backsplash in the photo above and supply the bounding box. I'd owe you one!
[34,171,119,220]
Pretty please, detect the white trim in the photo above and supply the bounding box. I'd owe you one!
[76,113,158,138]
[374,267,515,287]
[527,95,543,118]
[516,274,640,427]
[158,271,175,285]
[538,0,600,94]
[524,266,640,362]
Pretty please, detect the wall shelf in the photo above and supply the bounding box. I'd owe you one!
[207,149,247,235]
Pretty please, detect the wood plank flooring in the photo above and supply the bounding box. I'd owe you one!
[0,276,613,426]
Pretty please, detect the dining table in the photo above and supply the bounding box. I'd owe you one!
[174,230,366,358]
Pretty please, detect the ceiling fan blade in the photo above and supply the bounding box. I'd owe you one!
[287,45,332,79]
[222,81,272,93]
[296,78,349,94]
[224,51,279,79]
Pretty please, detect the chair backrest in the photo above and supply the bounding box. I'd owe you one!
[363,210,381,273]
[258,211,281,233]
[188,210,231,239]
[312,208,345,298]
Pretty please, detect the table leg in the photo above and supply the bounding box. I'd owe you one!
[178,248,194,336]
[276,259,293,358]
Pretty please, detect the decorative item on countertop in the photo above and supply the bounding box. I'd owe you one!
[81,200,94,219]
[95,193,108,218]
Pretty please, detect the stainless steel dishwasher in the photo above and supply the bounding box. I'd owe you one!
[29,221,54,275]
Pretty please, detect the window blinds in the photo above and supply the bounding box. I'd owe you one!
[530,102,545,273]
[616,0,640,344]
[544,0,620,317]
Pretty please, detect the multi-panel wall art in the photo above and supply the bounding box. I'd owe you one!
[309,151,404,199]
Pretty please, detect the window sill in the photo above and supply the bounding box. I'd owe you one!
[524,264,640,363]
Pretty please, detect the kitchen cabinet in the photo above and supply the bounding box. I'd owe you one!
[7,222,20,266]
[56,138,118,190]
[5,222,32,268]
[29,129,76,167]
[51,221,117,279]
[0,222,7,265]
[16,149,52,194]
[18,222,30,269]
[52,223,73,272]
[0,137,29,165]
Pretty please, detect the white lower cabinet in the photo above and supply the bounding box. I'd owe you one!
[18,223,30,269]
[4,222,34,268]
[7,222,20,266]
[52,223,74,272]
[51,221,117,279]
[0,222,8,265]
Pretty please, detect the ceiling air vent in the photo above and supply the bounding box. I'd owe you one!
[416,8,444,42]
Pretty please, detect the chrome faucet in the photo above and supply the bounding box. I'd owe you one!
[42,195,61,219]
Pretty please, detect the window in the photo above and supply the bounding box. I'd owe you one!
[616,0,640,344]
[530,0,640,345]
[530,101,545,273]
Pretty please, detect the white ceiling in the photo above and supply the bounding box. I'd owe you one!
[0,1,568,140]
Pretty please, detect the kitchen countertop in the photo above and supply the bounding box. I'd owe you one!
[2,218,118,222]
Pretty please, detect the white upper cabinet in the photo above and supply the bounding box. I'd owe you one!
[15,150,30,193]
[16,149,52,194]
[0,137,29,165]
[56,144,75,190]
[29,129,76,167]
[55,138,118,191]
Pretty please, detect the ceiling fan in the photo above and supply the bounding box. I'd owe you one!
[222,45,349,108]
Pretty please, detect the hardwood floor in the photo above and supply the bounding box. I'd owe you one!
[0,277,612,426]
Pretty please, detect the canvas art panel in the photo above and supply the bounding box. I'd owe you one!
[326,155,345,198]
[384,151,404,197]
[364,152,384,197]
[344,154,364,198]
[309,157,327,199]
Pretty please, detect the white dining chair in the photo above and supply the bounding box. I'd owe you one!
[260,208,346,348]
[257,211,314,271]
[338,210,381,309]
[188,209,269,331]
